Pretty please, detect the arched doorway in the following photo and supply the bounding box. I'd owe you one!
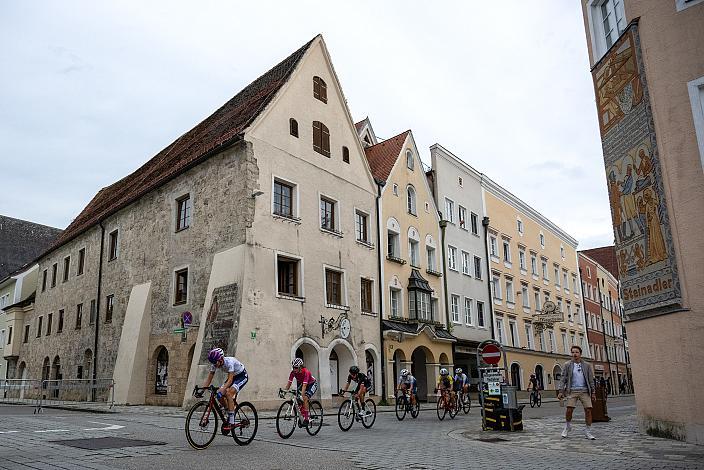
[535,364,544,390]
[329,342,355,396]
[411,347,433,401]
[155,346,169,395]
[511,363,522,390]
[293,340,320,385]
[392,349,406,391]
[365,350,375,395]
[17,362,27,399]
[553,365,562,390]
[51,356,61,398]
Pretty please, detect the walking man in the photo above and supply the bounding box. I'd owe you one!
[558,345,596,440]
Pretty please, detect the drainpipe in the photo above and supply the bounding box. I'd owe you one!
[439,219,450,329]
[93,222,105,397]
[482,217,495,340]
[375,179,386,401]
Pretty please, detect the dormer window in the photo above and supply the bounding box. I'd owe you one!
[289,118,299,137]
[313,121,330,157]
[313,76,327,103]
[406,150,414,170]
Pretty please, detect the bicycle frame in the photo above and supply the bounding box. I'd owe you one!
[196,386,248,431]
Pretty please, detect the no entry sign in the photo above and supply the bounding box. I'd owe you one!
[481,344,502,365]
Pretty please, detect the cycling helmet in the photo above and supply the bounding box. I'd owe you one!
[440,368,449,376]
[207,348,224,364]
[292,358,304,368]
[349,365,360,374]
[455,368,463,374]
[400,369,409,377]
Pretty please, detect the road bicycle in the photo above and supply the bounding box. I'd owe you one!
[435,388,458,420]
[456,389,471,414]
[337,390,376,431]
[276,388,323,438]
[529,389,542,408]
[185,385,258,449]
[395,389,420,421]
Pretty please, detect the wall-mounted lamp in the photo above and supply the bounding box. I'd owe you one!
[251,190,265,199]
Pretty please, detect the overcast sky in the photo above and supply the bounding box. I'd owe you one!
[0,1,614,249]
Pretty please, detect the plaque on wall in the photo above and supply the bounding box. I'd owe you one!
[199,283,239,362]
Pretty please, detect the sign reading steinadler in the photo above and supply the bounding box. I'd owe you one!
[591,20,682,317]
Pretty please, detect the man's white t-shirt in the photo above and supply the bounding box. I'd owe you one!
[210,357,245,375]
[571,362,587,391]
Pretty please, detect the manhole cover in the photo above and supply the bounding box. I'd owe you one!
[52,437,166,450]
[476,437,509,443]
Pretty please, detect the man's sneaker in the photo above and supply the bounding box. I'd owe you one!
[561,425,570,438]
[585,429,596,440]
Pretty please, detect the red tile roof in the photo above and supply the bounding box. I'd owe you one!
[49,37,316,254]
[363,130,410,182]
[581,246,619,280]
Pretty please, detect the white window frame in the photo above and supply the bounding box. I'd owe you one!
[451,294,461,324]
[272,175,299,220]
[458,205,467,230]
[505,279,515,305]
[502,239,511,264]
[445,198,455,224]
[461,251,470,275]
[548,330,556,353]
[688,75,704,171]
[427,246,437,272]
[322,264,348,309]
[407,185,417,215]
[495,317,505,345]
[492,273,502,300]
[521,285,530,309]
[387,228,401,258]
[519,248,526,271]
[409,239,420,268]
[172,264,190,306]
[390,287,402,318]
[539,232,545,248]
[676,0,704,12]
[448,245,458,271]
[509,319,519,347]
[275,251,305,300]
[525,323,534,350]
[354,208,372,245]
[406,149,414,170]
[489,235,498,258]
[587,0,627,61]
[516,218,524,235]
[464,297,473,325]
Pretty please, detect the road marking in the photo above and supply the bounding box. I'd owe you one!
[0,431,19,434]
[35,429,71,433]
[83,422,125,431]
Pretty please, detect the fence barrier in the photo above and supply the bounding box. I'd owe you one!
[34,379,115,413]
[0,379,42,406]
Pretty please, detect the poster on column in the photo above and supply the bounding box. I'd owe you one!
[200,284,239,363]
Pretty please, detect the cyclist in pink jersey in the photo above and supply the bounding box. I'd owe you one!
[280,358,318,426]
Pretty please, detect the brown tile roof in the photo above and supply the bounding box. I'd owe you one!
[363,130,410,182]
[49,36,316,254]
[581,246,619,280]
[0,215,62,280]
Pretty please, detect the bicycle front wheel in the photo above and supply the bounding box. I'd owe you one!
[395,396,407,421]
[462,393,471,414]
[410,399,420,419]
[185,401,217,450]
[436,397,447,421]
[306,401,323,436]
[449,395,458,419]
[537,393,542,407]
[275,400,296,439]
[338,400,354,431]
[231,401,258,445]
[361,399,376,429]
[530,393,536,408]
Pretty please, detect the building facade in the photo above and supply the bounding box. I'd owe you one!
[581,0,704,443]
[482,177,587,392]
[428,144,492,385]
[0,264,39,380]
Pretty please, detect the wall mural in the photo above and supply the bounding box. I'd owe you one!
[592,21,681,316]
[199,283,239,363]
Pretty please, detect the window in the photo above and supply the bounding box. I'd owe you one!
[57,309,64,333]
[361,278,373,313]
[0,329,4,348]
[355,210,370,243]
[473,256,482,279]
[562,332,569,354]
[548,330,556,352]
[105,295,114,323]
[51,263,57,287]
[46,313,53,335]
[451,295,460,323]
[563,271,569,290]
[390,288,401,318]
[427,247,436,271]
[458,206,467,229]
[313,76,327,103]
[534,290,542,311]
[24,324,30,343]
[495,318,505,344]
[464,298,472,325]
[392,184,398,196]
[342,146,349,164]
[109,230,119,261]
[489,236,498,257]
[407,186,417,215]
[461,251,470,275]
[277,255,301,297]
[492,274,502,300]
[174,268,188,305]
[37,316,43,337]
[570,333,576,347]
[539,331,546,352]
[505,279,514,304]
[688,76,704,170]
[325,269,344,306]
[521,285,529,308]
[458,176,463,187]
[406,149,414,170]
[387,231,400,258]
[525,323,534,349]
[539,233,545,248]
[475,301,485,328]
[409,291,432,321]
[42,269,47,291]
[76,303,83,329]
[448,246,457,271]
[502,240,511,263]
[409,240,420,267]
[274,180,295,218]
[444,198,454,223]
[63,256,70,282]
[312,121,331,157]
[176,194,191,231]
[509,320,519,347]
[575,304,582,323]
[470,212,479,235]
[77,248,85,276]
[597,0,626,51]
[554,266,561,286]
[289,118,299,137]
[517,219,524,234]
[519,249,526,271]
[531,253,538,275]
[587,266,592,278]
[7,326,11,345]
[89,299,96,325]
[542,259,548,280]
[560,246,565,259]
[320,196,337,232]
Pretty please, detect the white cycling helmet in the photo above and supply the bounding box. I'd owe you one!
[400,369,409,377]
[292,358,304,368]
[455,367,463,374]
[440,368,449,376]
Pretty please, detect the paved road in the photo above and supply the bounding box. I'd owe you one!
[1,396,702,470]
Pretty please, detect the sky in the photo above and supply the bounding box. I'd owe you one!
[0,1,614,249]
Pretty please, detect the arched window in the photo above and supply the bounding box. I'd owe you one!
[313,76,327,103]
[342,146,349,163]
[289,118,299,137]
[155,346,169,395]
[407,185,417,215]
[406,150,414,170]
[312,121,331,157]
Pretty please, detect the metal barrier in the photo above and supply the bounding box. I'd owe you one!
[0,379,42,406]
[35,379,115,413]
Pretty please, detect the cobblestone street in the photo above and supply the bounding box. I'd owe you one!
[1,396,702,469]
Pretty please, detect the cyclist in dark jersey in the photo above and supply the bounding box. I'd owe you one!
[528,374,539,391]
[340,365,372,419]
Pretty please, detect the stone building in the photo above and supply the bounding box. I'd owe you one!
[10,35,381,408]
[580,0,704,443]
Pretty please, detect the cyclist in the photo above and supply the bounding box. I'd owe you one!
[201,348,248,431]
[340,365,372,420]
[528,373,540,402]
[435,368,454,403]
[280,358,318,427]
[453,367,469,402]
[396,369,417,407]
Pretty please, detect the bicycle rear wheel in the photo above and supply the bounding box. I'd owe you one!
[361,399,376,429]
[395,395,407,421]
[275,400,296,439]
[537,393,542,407]
[306,401,323,436]
[530,393,536,408]
[462,392,471,414]
[410,400,420,419]
[231,401,258,445]
[338,400,354,431]
[436,397,447,421]
[185,401,217,450]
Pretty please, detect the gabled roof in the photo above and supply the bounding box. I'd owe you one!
[0,215,61,279]
[354,120,366,132]
[363,130,410,182]
[581,246,619,280]
[48,36,317,254]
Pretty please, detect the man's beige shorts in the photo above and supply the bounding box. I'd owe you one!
[566,391,592,408]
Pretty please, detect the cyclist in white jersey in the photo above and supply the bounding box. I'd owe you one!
[202,348,249,431]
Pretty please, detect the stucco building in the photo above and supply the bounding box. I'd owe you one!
[580,0,704,443]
